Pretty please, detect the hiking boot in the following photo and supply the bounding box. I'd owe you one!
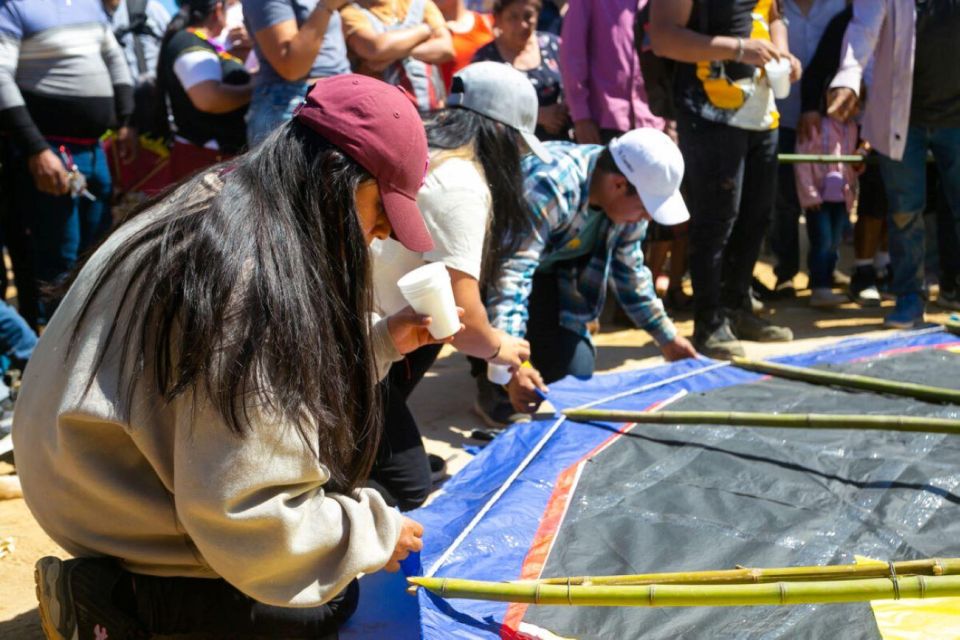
[473,378,531,429]
[883,293,926,329]
[849,265,881,307]
[35,556,144,640]
[693,320,745,360]
[810,288,847,309]
[729,309,794,342]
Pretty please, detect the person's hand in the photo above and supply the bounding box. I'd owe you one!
[784,52,802,83]
[27,149,70,196]
[489,332,530,370]
[851,139,871,176]
[387,306,465,355]
[663,119,678,144]
[739,38,781,67]
[797,111,821,145]
[506,364,549,414]
[573,119,601,145]
[538,103,569,136]
[225,25,252,57]
[116,125,138,165]
[659,335,697,362]
[826,87,859,123]
[384,516,424,572]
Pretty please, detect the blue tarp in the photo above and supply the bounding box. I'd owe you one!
[343,329,960,639]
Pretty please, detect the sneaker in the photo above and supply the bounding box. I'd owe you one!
[849,265,881,307]
[428,454,447,484]
[883,293,926,329]
[729,309,794,342]
[473,378,531,429]
[35,556,144,640]
[810,288,847,308]
[693,320,745,360]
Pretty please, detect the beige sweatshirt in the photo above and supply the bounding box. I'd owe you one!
[13,174,404,608]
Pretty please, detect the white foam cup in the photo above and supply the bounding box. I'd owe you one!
[396,262,460,340]
[487,363,513,385]
[764,58,791,99]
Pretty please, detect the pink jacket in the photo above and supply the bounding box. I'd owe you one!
[794,117,859,212]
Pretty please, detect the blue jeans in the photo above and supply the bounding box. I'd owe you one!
[0,302,36,373]
[805,202,848,289]
[245,81,309,148]
[770,127,802,283]
[879,125,960,297]
[4,141,112,328]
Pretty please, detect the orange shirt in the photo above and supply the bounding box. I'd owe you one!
[440,11,494,91]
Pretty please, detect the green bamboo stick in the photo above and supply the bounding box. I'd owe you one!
[778,153,871,164]
[407,575,960,607]
[731,356,960,405]
[530,558,960,587]
[560,409,960,435]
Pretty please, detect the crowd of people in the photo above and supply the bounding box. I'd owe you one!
[0,0,958,638]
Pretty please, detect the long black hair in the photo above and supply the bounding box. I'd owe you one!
[423,105,531,287]
[66,120,381,494]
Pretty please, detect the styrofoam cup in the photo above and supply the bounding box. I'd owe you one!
[397,262,460,340]
[487,363,513,385]
[764,58,791,99]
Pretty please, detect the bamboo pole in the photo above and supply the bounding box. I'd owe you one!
[778,153,871,164]
[407,575,960,607]
[560,409,960,435]
[530,558,960,587]
[731,356,960,405]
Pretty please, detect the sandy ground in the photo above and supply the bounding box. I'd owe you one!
[0,261,955,639]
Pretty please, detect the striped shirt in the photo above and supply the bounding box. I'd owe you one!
[0,0,133,155]
[487,142,677,346]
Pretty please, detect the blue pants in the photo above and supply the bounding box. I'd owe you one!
[4,141,112,328]
[0,301,36,373]
[805,202,848,289]
[245,81,309,148]
[878,126,960,297]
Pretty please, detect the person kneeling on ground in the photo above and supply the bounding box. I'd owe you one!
[15,76,448,640]
[477,129,698,424]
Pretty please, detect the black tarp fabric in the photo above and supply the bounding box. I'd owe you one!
[525,349,960,639]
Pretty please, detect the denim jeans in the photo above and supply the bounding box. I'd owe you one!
[805,202,848,289]
[878,125,960,297]
[3,141,112,329]
[246,81,309,148]
[678,113,779,333]
[770,127,802,283]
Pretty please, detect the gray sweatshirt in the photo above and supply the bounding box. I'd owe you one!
[13,173,404,607]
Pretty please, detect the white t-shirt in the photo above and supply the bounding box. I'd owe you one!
[173,49,223,90]
[372,155,491,315]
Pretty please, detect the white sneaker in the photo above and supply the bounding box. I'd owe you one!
[854,285,881,307]
[810,288,847,308]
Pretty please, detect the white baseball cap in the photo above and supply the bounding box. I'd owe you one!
[447,61,553,163]
[608,128,690,226]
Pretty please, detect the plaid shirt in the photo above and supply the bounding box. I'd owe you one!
[487,142,676,345]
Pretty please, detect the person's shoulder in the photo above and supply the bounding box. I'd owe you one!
[472,40,499,61]
[537,31,560,49]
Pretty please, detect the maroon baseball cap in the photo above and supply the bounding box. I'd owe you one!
[294,75,433,252]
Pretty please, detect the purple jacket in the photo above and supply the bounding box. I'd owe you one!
[829,0,915,160]
[559,0,664,133]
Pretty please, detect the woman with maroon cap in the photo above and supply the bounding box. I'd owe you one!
[15,75,452,639]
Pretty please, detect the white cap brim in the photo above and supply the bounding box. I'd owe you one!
[642,188,690,226]
[521,131,553,163]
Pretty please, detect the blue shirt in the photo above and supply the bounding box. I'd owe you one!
[778,0,846,130]
[486,142,676,346]
[242,0,349,85]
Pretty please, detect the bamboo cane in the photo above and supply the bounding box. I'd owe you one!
[731,356,960,405]
[560,409,960,435]
[407,574,960,607]
[778,153,871,164]
[529,558,960,587]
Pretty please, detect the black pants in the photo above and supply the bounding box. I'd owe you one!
[770,127,803,283]
[368,343,442,511]
[118,571,359,638]
[678,113,779,333]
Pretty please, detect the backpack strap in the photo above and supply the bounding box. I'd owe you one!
[120,0,151,76]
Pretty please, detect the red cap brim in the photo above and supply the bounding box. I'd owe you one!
[381,187,434,253]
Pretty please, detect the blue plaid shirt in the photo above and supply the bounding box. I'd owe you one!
[487,142,677,345]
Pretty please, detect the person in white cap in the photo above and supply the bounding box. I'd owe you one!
[481,127,697,420]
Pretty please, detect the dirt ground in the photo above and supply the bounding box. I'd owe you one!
[0,260,955,639]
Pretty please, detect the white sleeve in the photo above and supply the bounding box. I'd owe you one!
[173,49,223,90]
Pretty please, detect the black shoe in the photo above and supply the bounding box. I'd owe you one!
[772,279,797,299]
[35,556,144,640]
[473,378,531,429]
[428,454,447,484]
[693,320,745,360]
[728,309,794,342]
